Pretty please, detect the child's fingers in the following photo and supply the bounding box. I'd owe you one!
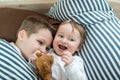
[34,50,41,57]
[61,51,73,66]
[34,50,41,54]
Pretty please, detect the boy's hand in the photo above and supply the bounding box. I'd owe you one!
[61,51,73,66]
[29,50,48,66]
[28,50,41,67]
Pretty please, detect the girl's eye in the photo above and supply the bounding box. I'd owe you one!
[69,38,74,41]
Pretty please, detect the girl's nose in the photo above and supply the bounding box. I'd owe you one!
[61,38,67,44]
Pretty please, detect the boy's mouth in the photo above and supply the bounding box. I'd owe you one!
[58,44,67,50]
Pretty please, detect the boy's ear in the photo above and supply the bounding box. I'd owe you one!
[17,30,26,40]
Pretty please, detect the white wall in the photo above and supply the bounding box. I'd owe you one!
[0,0,57,2]
[0,0,120,18]
[108,0,120,18]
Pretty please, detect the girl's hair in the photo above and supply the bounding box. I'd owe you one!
[17,15,56,37]
[60,20,86,51]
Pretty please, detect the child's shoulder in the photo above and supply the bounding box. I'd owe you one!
[0,39,15,51]
[0,39,10,45]
[74,55,84,62]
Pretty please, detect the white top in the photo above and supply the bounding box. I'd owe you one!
[49,49,88,80]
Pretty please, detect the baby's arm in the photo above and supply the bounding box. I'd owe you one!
[65,56,88,80]
[61,51,73,66]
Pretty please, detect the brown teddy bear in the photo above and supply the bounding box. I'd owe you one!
[35,52,54,80]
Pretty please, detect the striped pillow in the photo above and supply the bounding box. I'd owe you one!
[0,39,39,80]
[47,0,120,80]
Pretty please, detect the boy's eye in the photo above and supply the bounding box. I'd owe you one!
[37,40,43,45]
[46,47,50,52]
[58,34,63,38]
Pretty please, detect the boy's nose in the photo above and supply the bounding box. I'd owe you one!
[39,47,47,54]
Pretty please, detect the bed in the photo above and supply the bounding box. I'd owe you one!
[0,0,120,80]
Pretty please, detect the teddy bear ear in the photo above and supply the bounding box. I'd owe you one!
[50,56,54,64]
[36,52,42,57]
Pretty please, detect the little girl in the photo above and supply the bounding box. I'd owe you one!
[50,20,88,80]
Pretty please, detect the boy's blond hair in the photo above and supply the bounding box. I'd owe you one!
[60,20,86,51]
[17,15,56,37]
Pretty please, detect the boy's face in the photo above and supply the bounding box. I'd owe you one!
[53,23,80,56]
[18,29,53,61]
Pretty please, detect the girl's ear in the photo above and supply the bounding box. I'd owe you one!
[76,48,80,52]
[17,30,27,40]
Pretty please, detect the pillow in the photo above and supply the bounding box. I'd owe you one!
[0,39,39,79]
[0,8,61,42]
[47,0,120,80]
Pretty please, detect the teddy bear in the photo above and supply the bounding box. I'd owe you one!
[35,52,54,80]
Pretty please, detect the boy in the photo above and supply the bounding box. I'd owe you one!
[0,16,56,80]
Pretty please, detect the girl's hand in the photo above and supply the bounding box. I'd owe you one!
[61,51,73,66]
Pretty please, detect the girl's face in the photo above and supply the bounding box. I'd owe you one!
[18,28,53,61]
[53,23,81,56]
